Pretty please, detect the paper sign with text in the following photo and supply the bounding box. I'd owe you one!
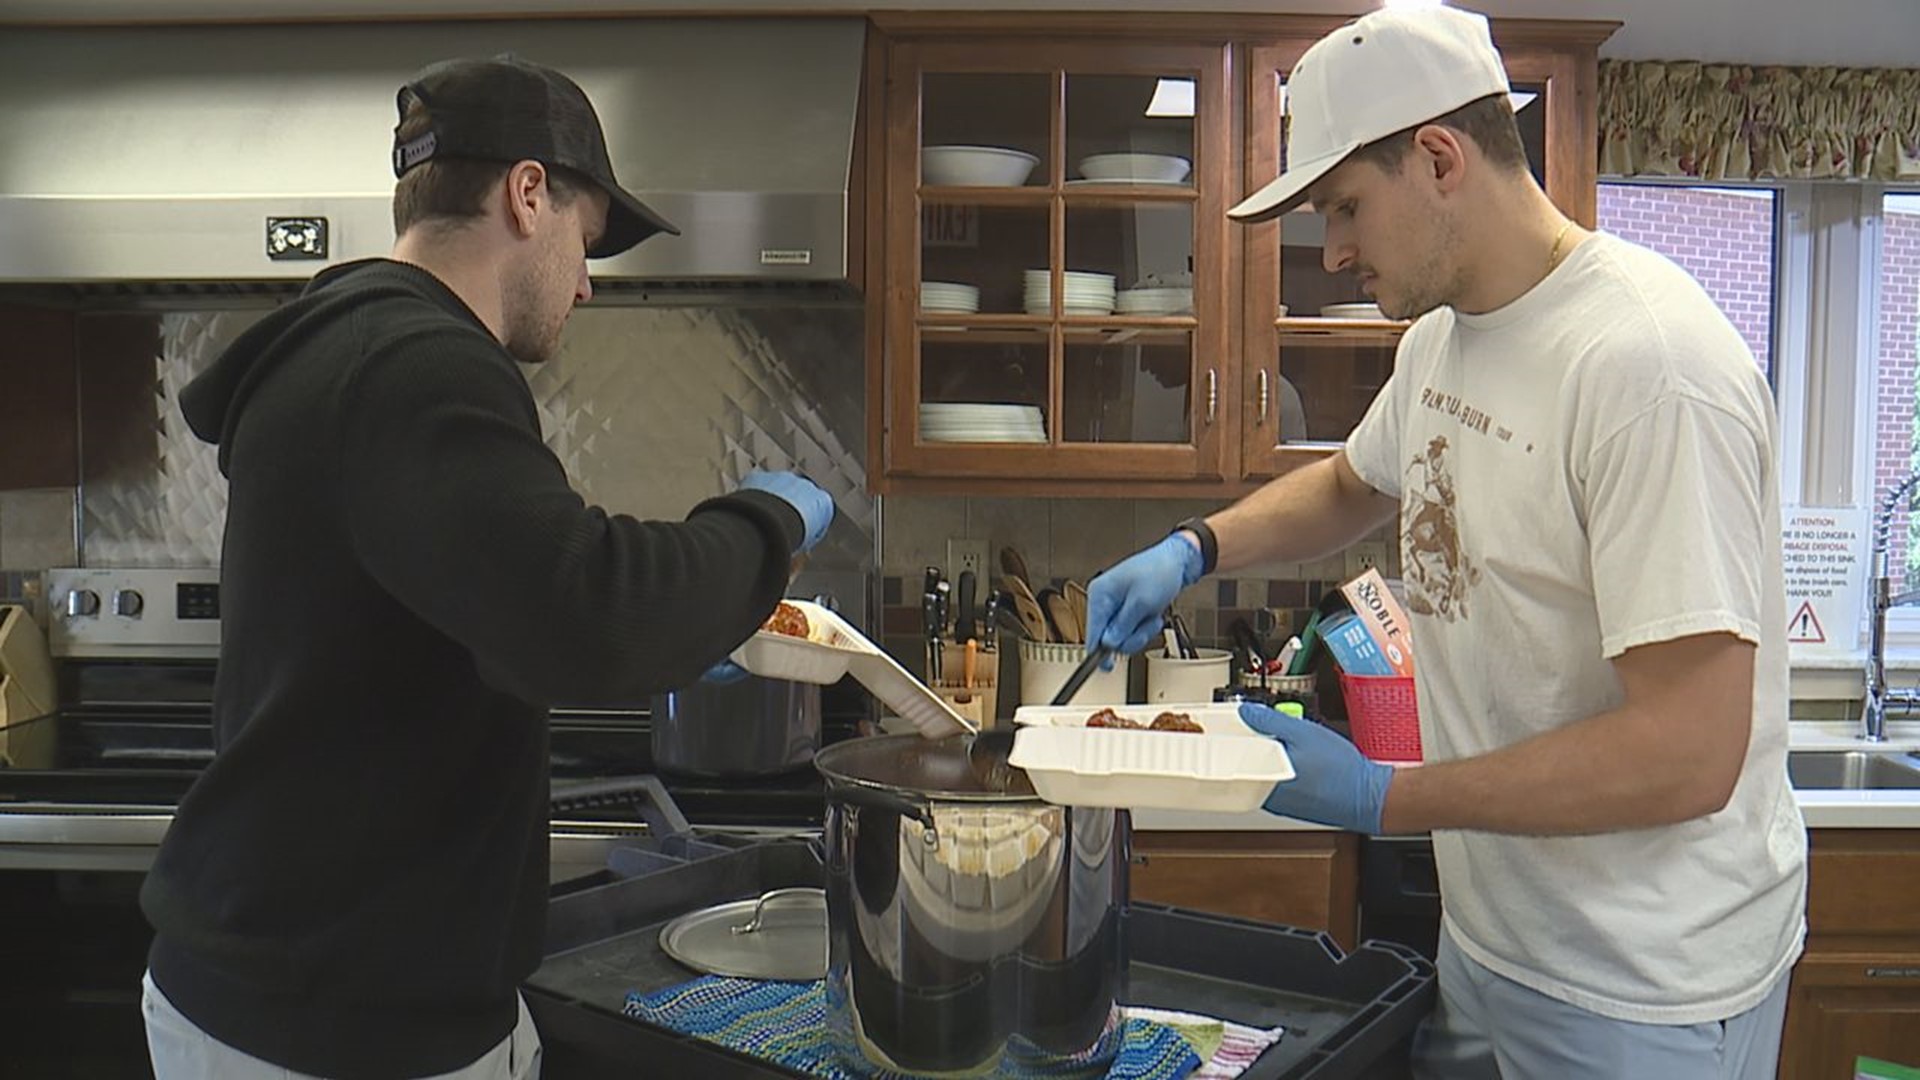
[1782,506,1868,659]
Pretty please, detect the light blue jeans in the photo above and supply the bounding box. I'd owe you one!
[143,970,542,1080]
[1412,929,1789,1080]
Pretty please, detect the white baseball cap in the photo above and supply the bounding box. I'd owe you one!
[1228,5,1511,222]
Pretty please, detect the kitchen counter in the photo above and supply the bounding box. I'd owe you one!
[1136,719,1920,832]
[5,722,1918,868]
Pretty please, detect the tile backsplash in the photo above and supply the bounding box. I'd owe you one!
[875,492,1398,707]
[2,293,1397,714]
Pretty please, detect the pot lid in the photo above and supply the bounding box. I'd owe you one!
[659,888,827,982]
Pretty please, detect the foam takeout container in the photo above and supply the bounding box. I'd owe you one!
[1008,703,1292,812]
[731,599,970,739]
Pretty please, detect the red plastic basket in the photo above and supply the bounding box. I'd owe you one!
[1337,672,1422,763]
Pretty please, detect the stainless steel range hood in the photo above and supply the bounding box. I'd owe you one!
[0,17,865,286]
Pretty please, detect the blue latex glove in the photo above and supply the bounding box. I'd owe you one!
[1083,533,1206,659]
[699,659,750,685]
[738,470,834,554]
[1240,702,1395,834]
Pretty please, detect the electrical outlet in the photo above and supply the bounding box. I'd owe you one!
[947,538,989,584]
[1345,540,1389,580]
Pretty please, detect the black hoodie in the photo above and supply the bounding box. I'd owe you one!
[140,259,803,1077]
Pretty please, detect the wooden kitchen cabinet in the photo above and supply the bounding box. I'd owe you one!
[0,306,79,490]
[1129,830,1359,950]
[864,14,1616,497]
[1780,829,1920,1079]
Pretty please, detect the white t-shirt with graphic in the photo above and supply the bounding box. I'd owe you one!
[1343,232,1807,1024]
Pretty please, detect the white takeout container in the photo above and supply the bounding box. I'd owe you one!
[1013,702,1257,736]
[731,599,971,739]
[729,599,867,684]
[1006,721,1294,813]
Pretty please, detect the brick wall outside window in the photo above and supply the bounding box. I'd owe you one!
[1875,205,1920,572]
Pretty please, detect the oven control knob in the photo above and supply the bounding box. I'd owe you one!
[113,589,145,618]
[66,589,101,617]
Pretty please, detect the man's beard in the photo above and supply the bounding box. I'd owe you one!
[502,264,565,365]
[1376,212,1465,320]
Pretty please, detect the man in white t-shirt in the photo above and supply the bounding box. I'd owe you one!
[1081,8,1806,1078]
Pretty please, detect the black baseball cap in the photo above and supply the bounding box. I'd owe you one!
[392,54,679,258]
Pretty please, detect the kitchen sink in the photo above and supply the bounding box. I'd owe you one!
[1786,750,1920,790]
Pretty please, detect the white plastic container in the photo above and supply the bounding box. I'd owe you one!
[730,599,972,739]
[1013,702,1257,736]
[1016,639,1128,707]
[1144,648,1232,705]
[728,600,866,684]
[1006,724,1293,812]
[846,647,971,739]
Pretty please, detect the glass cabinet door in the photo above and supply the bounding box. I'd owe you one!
[888,41,1228,482]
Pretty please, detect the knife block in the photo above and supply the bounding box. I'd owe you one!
[932,642,999,729]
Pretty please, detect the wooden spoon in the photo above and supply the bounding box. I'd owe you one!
[1002,576,1050,642]
[1042,589,1082,644]
[1064,580,1088,636]
[999,546,1033,591]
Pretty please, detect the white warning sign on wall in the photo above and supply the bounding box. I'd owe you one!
[1781,506,1868,659]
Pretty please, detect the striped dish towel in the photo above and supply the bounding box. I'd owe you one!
[623,975,1206,1080]
[1124,1006,1285,1080]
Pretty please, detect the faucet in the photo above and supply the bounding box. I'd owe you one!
[1862,474,1920,742]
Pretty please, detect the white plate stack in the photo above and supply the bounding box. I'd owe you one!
[920,281,981,315]
[1023,270,1116,316]
[919,402,1048,444]
[1115,287,1194,316]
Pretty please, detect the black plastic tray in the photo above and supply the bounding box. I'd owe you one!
[525,840,1434,1080]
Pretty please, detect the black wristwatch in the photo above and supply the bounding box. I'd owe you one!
[1173,517,1218,577]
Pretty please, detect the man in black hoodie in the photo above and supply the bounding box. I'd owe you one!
[137,55,833,1080]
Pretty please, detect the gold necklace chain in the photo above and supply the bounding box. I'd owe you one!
[1546,218,1575,274]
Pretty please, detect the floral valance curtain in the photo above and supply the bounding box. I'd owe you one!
[1599,59,1920,181]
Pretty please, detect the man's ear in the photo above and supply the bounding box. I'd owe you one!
[502,160,549,241]
[1412,124,1468,196]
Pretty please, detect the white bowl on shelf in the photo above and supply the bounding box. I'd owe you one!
[922,145,1040,186]
[1077,153,1191,184]
[1321,302,1386,320]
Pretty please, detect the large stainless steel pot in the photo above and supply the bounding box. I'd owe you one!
[813,734,1127,1079]
[649,674,820,777]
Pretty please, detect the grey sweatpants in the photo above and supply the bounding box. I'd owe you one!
[1412,928,1790,1080]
